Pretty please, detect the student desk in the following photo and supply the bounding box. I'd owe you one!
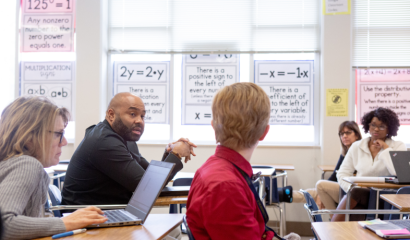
[312,221,383,240]
[33,214,183,240]
[155,196,188,206]
[342,179,410,221]
[317,165,335,179]
[380,194,410,212]
[46,164,68,172]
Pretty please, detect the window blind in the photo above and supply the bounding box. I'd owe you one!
[353,0,410,67]
[108,0,319,53]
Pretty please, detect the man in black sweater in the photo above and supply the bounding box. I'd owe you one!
[62,92,196,205]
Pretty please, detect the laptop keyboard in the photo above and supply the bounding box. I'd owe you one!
[388,220,410,231]
[104,210,137,223]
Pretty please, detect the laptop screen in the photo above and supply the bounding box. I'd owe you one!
[125,160,175,223]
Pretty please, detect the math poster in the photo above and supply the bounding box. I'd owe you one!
[21,0,75,52]
[20,62,75,119]
[326,89,348,117]
[113,61,170,124]
[254,60,314,125]
[182,54,240,125]
[356,69,410,125]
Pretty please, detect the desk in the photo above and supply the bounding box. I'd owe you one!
[312,221,382,240]
[47,164,68,172]
[171,172,195,182]
[317,165,335,180]
[380,194,410,212]
[251,163,295,171]
[34,214,183,240]
[342,179,410,221]
[155,196,188,206]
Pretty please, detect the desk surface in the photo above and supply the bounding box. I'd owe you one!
[312,221,382,240]
[380,194,410,212]
[34,214,183,240]
[155,196,188,206]
[47,164,68,172]
[252,167,276,177]
[317,165,335,172]
[343,178,410,189]
[251,163,295,171]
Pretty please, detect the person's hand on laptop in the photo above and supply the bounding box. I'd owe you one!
[61,206,108,231]
[166,138,197,163]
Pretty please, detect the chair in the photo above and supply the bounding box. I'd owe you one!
[301,190,410,240]
[389,186,410,220]
[183,215,195,240]
[48,185,63,217]
[169,178,192,214]
[252,165,288,236]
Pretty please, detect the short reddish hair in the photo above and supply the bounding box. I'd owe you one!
[212,82,270,150]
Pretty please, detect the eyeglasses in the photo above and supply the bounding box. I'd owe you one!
[339,131,353,137]
[370,123,387,131]
[50,131,65,144]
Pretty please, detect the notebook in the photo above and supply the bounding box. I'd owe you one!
[365,220,410,239]
[87,160,175,228]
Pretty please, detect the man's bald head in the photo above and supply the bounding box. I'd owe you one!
[106,92,140,114]
[105,92,146,141]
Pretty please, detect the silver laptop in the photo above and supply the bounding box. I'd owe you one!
[88,160,175,228]
[385,151,410,184]
[366,220,410,238]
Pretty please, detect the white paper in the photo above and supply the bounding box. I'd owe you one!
[182,54,240,125]
[325,0,348,14]
[255,60,314,125]
[344,177,386,183]
[22,62,74,81]
[113,61,170,124]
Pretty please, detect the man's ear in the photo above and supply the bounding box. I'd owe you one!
[258,125,270,141]
[106,108,116,123]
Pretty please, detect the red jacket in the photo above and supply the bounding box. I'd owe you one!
[186,145,274,240]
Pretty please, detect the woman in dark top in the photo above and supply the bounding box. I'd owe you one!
[315,121,362,209]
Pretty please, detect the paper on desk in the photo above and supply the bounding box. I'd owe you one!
[358,219,387,227]
[376,229,410,236]
[344,177,385,183]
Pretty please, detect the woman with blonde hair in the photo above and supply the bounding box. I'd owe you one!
[0,96,107,240]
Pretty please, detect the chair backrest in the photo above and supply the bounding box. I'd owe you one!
[251,166,279,204]
[183,215,195,240]
[48,185,63,217]
[173,178,193,187]
[397,186,410,194]
[300,189,322,222]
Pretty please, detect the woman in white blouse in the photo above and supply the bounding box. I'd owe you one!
[332,107,407,221]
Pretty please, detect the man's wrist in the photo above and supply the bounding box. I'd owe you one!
[170,150,182,160]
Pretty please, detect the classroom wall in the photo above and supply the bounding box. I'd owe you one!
[48,0,352,223]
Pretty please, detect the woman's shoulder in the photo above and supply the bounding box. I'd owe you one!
[1,155,44,173]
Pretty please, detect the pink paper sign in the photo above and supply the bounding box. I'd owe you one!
[21,14,74,52]
[23,0,74,13]
[356,69,410,125]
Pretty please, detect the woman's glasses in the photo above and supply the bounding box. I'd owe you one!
[50,131,65,144]
[339,131,353,137]
[370,123,387,131]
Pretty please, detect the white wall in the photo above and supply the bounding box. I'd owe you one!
[65,1,351,223]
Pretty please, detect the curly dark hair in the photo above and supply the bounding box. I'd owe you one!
[361,107,400,138]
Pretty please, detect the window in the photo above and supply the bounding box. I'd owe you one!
[353,0,410,145]
[108,0,320,145]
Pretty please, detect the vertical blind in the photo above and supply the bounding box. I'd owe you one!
[353,0,410,67]
[108,0,319,53]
